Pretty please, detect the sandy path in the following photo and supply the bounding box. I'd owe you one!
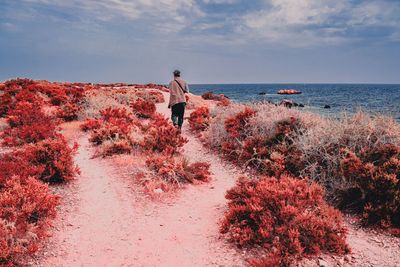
[34,96,246,266]
[34,136,142,266]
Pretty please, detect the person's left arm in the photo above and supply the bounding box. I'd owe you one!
[185,83,189,93]
[168,82,172,108]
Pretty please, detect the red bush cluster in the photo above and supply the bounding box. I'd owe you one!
[34,82,87,106]
[148,90,165,103]
[132,90,165,104]
[142,114,188,155]
[89,123,131,145]
[221,175,349,266]
[188,106,211,132]
[65,85,86,104]
[0,79,82,264]
[339,144,400,227]
[1,137,79,185]
[0,176,59,265]
[217,98,231,107]
[0,79,39,117]
[0,153,42,187]
[146,155,211,184]
[21,137,80,183]
[100,107,134,123]
[2,101,57,146]
[201,91,231,106]
[80,118,102,132]
[100,139,133,157]
[57,103,81,121]
[89,108,141,143]
[201,91,222,100]
[131,83,168,92]
[15,89,43,105]
[84,108,144,157]
[221,111,304,177]
[224,107,256,139]
[1,79,86,122]
[131,99,156,118]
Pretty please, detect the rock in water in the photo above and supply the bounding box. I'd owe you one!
[277,89,302,95]
[280,99,294,108]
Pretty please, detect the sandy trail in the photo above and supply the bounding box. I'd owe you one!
[34,96,246,266]
[34,136,142,266]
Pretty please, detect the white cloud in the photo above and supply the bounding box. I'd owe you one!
[21,0,203,32]
[202,0,237,4]
[14,0,400,46]
[1,22,20,32]
[239,0,400,46]
[349,0,400,27]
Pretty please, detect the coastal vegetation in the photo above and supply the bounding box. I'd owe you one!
[1,78,398,266]
[192,95,400,265]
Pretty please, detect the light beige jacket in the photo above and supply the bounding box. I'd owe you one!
[168,78,189,107]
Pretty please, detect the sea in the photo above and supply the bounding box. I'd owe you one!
[190,84,400,121]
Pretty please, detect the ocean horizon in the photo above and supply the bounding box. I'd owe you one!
[190,83,400,121]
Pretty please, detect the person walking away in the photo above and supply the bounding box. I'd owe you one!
[168,70,189,129]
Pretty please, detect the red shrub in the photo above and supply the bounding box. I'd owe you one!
[1,101,57,146]
[0,152,43,187]
[147,112,169,128]
[142,115,188,155]
[188,106,210,132]
[3,79,36,96]
[57,103,81,121]
[0,93,13,117]
[131,99,156,118]
[49,91,69,106]
[89,121,131,145]
[146,155,211,184]
[201,91,230,105]
[221,175,349,266]
[148,90,165,103]
[146,156,184,184]
[5,101,48,128]
[221,116,304,178]
[99,139,132,157]
[339,144,400,227]
[32,83,68,106]
[87,107,144,156]
[185,162,211,182]
[0,176,59,265]
[80,118,102,132]
[225,107,256,139]
[20,137,80,183]
[2,124,58,147]
[217,98,231,107]
[201,91,217,100]
[15,90,43,105]
[100,107,134,123]
[65,85,85,104]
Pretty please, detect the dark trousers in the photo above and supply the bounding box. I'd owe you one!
[171,102,186,128]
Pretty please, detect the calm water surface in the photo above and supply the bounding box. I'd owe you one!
[190,84,400,120]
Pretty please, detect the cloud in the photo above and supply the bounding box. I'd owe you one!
[239,0,400,46]
[20,0,203,32]
[7,0,400,47]
[202,0,238,4]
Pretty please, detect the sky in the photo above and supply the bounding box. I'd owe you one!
[1,0,400,84]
